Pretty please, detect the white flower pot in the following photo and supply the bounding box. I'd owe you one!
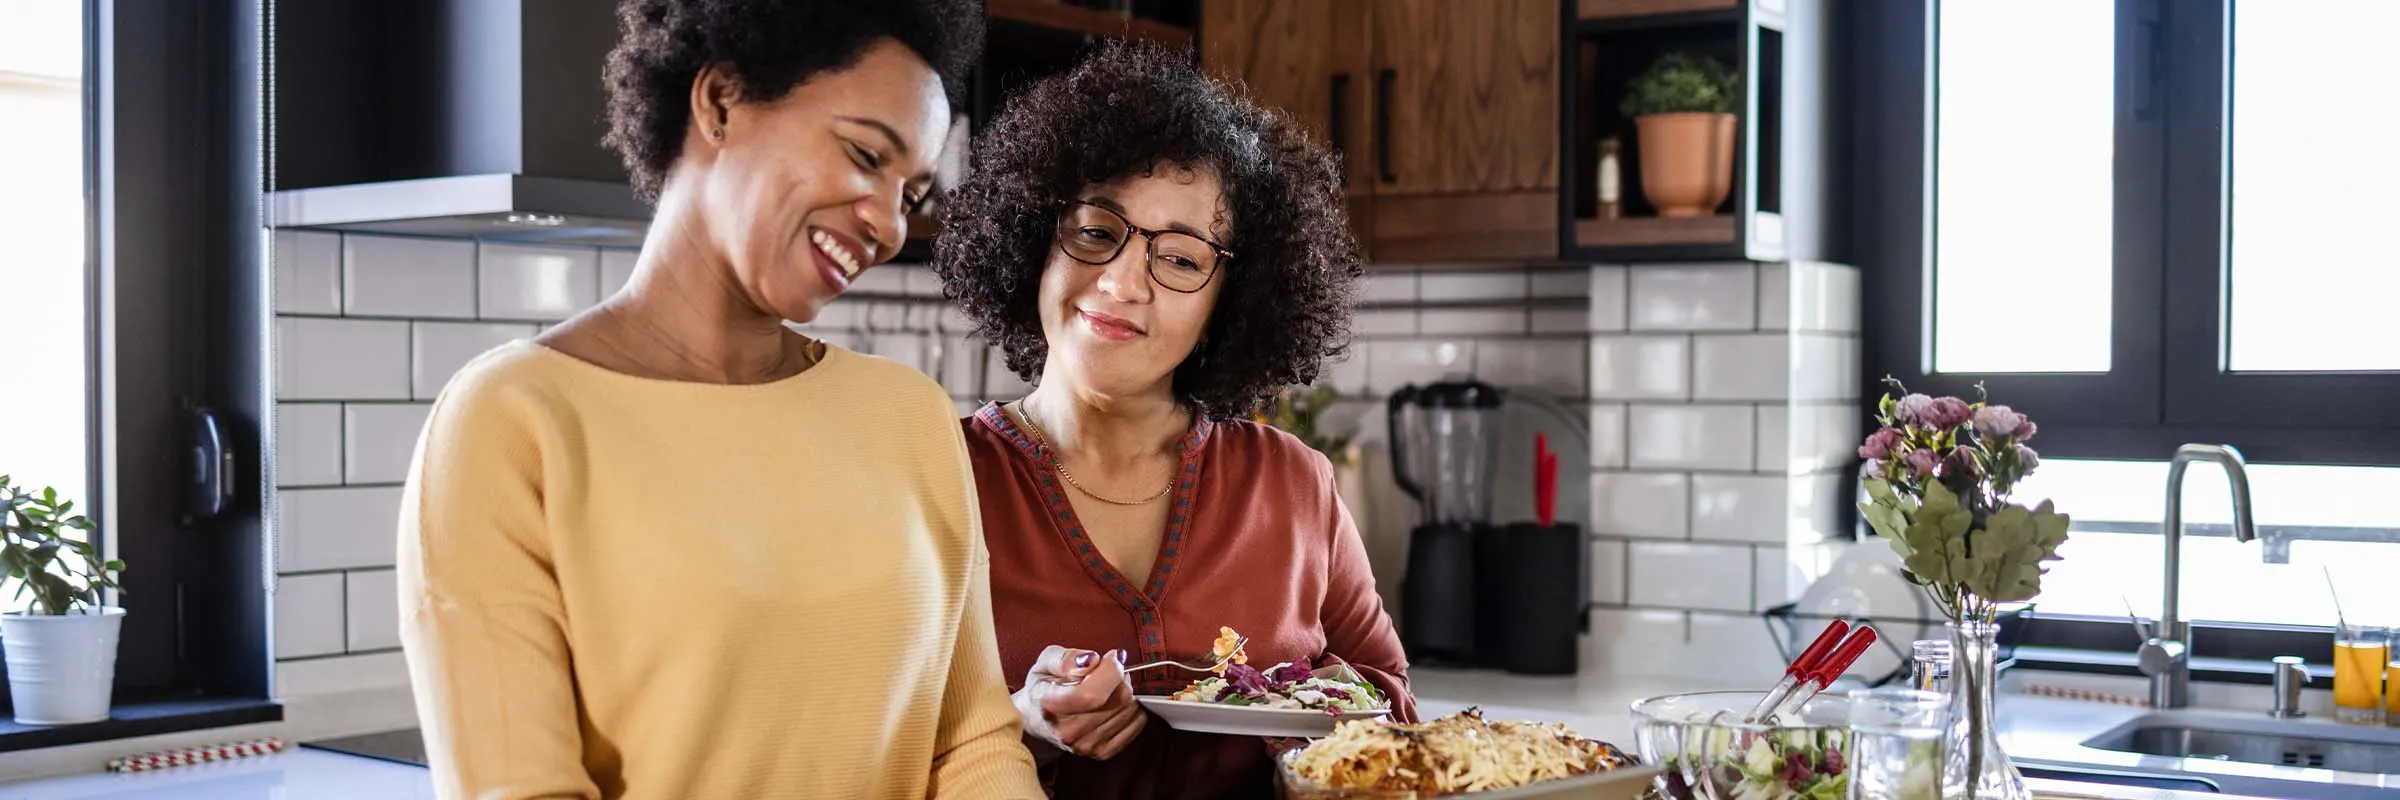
[1,607,125,725]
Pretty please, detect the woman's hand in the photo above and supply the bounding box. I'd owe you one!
[1014,645,1148,762]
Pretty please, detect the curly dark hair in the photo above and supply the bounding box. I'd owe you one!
[933,40,1363,421]
[601,0,985,202]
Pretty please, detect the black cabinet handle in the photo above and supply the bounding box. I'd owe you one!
[1375,68,1396,183]
[1330,72,1351,184]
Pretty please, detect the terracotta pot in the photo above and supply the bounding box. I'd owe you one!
[1632,112,1737,217]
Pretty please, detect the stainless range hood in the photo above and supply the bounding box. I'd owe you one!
[266,0,649,246]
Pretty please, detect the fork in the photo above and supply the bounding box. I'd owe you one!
[1060,636,1247,686]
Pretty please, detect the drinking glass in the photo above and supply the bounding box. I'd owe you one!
[2334,623,2390,725]
[1846,688,1949,800]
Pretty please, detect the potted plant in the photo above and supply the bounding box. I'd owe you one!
[0,476,126,725]
[1619,52,1740,217]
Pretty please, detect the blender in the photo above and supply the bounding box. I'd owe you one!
[1387,379,1502,666]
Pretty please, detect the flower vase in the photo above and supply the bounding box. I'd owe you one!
[1946,621,2030,799]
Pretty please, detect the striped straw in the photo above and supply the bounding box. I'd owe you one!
[106,737,288,773]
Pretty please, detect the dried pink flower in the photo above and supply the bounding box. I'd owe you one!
[1903,449,1941,479]
[1892,394,1935,425]
[2016,420,2038,441]
[1922,397,1974,430]
[1972,405,2026,439]
[1864,459,1887,480]
[2018,444,2041,472]
[1858,428,1905,460]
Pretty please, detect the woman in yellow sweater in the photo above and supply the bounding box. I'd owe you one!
[394,3,1040,798]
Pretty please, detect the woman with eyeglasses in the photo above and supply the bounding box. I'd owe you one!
[932,41,1415,798]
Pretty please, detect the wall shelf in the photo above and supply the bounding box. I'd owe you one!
[1555,0,1841,263]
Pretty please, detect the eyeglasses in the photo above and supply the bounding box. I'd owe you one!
[1054,201,1233,294]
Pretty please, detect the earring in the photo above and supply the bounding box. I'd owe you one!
[709,126,725,141]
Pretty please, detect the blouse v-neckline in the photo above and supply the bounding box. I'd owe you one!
[974,403,1213,656]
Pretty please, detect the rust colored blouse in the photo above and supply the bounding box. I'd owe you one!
[962,404,1417,800]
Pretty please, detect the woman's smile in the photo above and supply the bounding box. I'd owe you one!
[1078,309,1147,341]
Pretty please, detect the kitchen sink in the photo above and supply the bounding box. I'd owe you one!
[2086,721,2400,774]
[2001,698,2400,799]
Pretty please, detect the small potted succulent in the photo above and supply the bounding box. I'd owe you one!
[1619,52,1740,217]
[1,476,126,725]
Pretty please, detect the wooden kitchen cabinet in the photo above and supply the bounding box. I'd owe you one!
[1202,0,1560,265]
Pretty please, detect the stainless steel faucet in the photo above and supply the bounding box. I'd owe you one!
[2138,443,2258,708]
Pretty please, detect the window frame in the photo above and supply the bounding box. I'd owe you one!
[1854,0,2400,679]
[0,0,277,747]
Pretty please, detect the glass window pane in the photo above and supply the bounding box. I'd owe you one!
[1933,1,2115,373]
[0,3,89,512]
[2008,459,2400,628]
[2225,1,2400,372]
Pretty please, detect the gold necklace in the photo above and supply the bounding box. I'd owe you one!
[1014,404,1176,506]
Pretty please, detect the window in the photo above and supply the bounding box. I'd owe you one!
[1856,0,2400,667]
[0,2,278,749]
[0,2,89,519]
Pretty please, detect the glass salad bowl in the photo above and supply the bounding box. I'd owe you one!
[1630,691,1852,800]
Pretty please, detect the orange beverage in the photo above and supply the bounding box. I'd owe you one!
[2388,660,2400,726]
[2334,625,2389,724]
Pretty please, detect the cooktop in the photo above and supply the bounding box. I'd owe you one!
[303,727,428,767]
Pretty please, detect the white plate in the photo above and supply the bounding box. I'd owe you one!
[1137,696,1390,737]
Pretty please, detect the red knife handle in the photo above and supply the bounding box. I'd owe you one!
[1808,626,1881,686]
[1786,620,1849,678]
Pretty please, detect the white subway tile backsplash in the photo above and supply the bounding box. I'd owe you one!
[1588,403,1627,468]
[273,573,344,659]
[479,244,600,321]
[278,318,411,401]
[1419,272,1526,303]
[1531,309,1586,334]
[1791,404,1862,475]
[1588,267,1628,332]
[275,403,343,487]
[1530,269,1590,299]
[1354,309,1417,336]
[1690,474,1790,543]
[1792,473,1850,541]
[899,265,946,297]
[273,230,342,314]
[930,336,983,397]
[345,403,432,485]
[1365,339,1474,394]
[1473,339,1585,398]
[1589,538,1628,604]
[277,486,404,572]
[1590,471,1689,538]
[275,651,410,695]
[343,236,476,318]
[1587,336,1687,400]
[985,348,1033,398]
[346,570,400,651]
[599,249,637,298]
[1324,352,1369,396]
[1754,404,1789,474]
[1630,264,1756,331]
[1582,608,1686,676]
[1754,545,1792,612]
[1359,273,1418,304]
[846,264,909,295]
[1419,308,1526,336]
[1686,611,1788,683]
[412,322,536,399]
[1793,335,1859,402]
[1692,334,1790,401]
[874,332,930,375]
[1627,404,1754,471]
[1759,262,1862,333]
[1628,541,1753,612]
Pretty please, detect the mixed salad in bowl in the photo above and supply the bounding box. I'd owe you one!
[1632,691,1851,800]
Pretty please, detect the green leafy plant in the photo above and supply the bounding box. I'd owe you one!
[1253,385,1355,468]
[0,476,123,616]
[1619,52,1739,118]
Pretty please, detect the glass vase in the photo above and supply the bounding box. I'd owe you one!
[1945,621,2030,800]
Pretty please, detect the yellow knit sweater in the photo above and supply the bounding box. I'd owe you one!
[396,341,1042,800]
